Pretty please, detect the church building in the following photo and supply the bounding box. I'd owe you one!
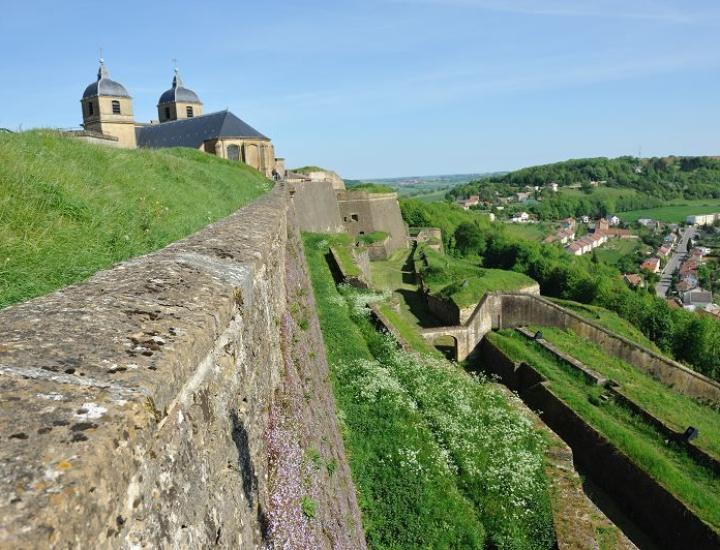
[80,60,277,177]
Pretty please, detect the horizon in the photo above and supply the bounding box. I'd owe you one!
[2,0,719,178]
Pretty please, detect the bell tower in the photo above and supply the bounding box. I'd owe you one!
[157,68,203,123]
[80,59,136,148]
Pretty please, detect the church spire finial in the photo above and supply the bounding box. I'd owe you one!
[97,52,109,81]
[171,58,183,88]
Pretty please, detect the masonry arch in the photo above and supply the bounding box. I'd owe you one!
[431,334,458,361]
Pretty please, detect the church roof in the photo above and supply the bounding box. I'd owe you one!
[83,60,131,99]
[136,110,270,149]
[158,69,202,105]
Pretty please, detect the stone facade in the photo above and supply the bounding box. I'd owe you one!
[80,96,137,148]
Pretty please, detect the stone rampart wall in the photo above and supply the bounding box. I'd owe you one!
[0,186,365,548]
[291,180,345,233]
[500,294,720,403]
[478,339,720,549]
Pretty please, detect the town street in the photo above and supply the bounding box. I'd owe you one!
[655,225,698,298]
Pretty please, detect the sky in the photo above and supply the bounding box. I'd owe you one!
[1,0,719,178]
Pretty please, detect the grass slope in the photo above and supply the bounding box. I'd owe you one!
[549,298,662,353]
[619,199,720,223]
[489,330,720,531]
[420,248,536,308]
[0,131,271,308]
[530,326,720,460]
[304,234,554,549]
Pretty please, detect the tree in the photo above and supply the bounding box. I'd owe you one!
[454,222,486,256]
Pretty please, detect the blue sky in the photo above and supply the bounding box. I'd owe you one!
[1,0,719,178]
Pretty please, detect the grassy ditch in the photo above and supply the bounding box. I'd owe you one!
[0,130,271,308]
[417,246,536,308]
[488,330,720,531]
[549,298,662,353]
[528,326,720,460]
[304,233,555,549]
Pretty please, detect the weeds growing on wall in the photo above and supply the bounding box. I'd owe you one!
[304,233,555,549]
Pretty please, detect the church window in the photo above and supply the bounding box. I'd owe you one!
[112,100,121,114]
[165,107,171,120]
[186,106,194,118]
[88,102,94,116]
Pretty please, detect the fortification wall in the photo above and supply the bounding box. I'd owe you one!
[478,339,720,550]
[500,294,720,403]
[291,180,345,233]
[337,191,408,254]
[0,186,365,549]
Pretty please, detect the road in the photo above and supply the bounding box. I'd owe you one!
[655,226,698,298]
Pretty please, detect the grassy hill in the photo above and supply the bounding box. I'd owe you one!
[0,131,271,308]
[418,247,536,308]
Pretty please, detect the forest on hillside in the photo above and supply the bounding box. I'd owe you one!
[449,156,720,202]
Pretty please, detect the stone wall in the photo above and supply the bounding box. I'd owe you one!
[337,191,408,254]
[291,181,345,234]
[499,294,720,404]
[0,186,365,549]
[478,339,720,549]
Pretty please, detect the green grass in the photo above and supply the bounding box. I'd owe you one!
[502,222,550,242]
[549,298,662,353]
[530,326,720,459]
[593,238,648,267]
[420,248,536,308]
[0,130,271,309]
[619,200,720,223]
[357,231,389,245]
[304,233,555,549]
[292,165,326,174]
[346,183,395,194]
[488,330,720,532]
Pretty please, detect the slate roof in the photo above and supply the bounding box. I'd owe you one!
[136,110,269,149]
[158,70,202,105]
[83,61,131,99]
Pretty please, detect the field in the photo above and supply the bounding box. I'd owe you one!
[0,130,270,308]
[488,330,720,532]
[619,200,720,223]
[558,187,641,201]
[592,238,648,268]
[501,222,551,242]
[304,234,555,549]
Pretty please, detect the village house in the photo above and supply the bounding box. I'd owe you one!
[641,257,661,274]
[511,211,531,224]
[623,273,644,288]
[457,195,480,210]
[609,215,621,226]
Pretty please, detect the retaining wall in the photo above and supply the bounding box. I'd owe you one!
[291,180,345,233]
[500,294,720,404]
[478,339,720,550]
[0,186,365,549]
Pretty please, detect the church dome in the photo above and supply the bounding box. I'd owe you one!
[83,60,131,99]
[158,69,202,105]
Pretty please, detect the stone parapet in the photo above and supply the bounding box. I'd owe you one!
[0,185,365,548]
